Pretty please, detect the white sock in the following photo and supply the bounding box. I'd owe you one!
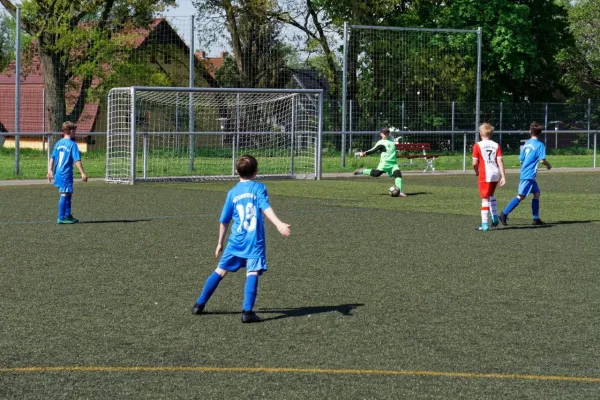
[481,199,489,225]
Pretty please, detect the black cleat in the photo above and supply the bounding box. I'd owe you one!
[241,311,262,323]
[353,168,364,176]
[499,212,508,226]
[192,303,205,315]
[532,218,546,226]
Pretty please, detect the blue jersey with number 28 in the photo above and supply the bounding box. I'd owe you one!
[519,138,546,180]
[220,180,271,258]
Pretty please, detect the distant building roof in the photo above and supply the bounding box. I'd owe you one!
[289,68,339,98]
[196,51,229,78]
[0,18,175,134]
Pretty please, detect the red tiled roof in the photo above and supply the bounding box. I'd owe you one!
[0,18,168,133]
[196,51,228,78]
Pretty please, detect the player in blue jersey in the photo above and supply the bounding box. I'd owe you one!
[47,121,88,224]
[192,155,291,323]
[499,122,552,226]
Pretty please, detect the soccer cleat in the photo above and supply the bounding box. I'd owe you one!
[398,192,408,198]
[353,168,364,176]
[191,303,205,315]
[491,215,499,227]
[532,218,546,226]
[241,311,262,323]
[66,215,79,223]
[57,218,75,224]
[475,224,489,232]
[499,212,508,226]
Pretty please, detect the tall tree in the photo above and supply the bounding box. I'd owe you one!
[193,0,290,88]
[435,0,573,102]
[558,0,600,100]
[0,14,13,72]
[0,0,175,132]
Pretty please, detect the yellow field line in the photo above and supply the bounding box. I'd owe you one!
[0,366,598,383]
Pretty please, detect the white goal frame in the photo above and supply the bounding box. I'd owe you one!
[106,87,324,184]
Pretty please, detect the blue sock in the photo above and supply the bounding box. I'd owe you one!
[503,197,521,215]
[58,196,68,220]
[532,199,540,220]
[242,275,259,312]
[66,195,72,217]
[196,272,223,305]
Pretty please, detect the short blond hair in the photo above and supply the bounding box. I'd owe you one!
[479,123,494,138]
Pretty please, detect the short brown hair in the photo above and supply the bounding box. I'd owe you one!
[479,123,494,138]
[530,122,543,136]
[236,155,258,179]
[61,121,78,133]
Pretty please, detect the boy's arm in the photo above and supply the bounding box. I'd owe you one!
[472,158,479,175]
[47,158,55,181]
[541,159,552,170]
[356,144,386,157]
[497,157,506,186]
[215,222,229,258]
[75,160,88,182]
[263,207,291,236]
[471,144,480,175]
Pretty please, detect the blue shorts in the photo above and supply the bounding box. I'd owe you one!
[57,185,73,194]
[218,250,267,275]
[517,179,540,197]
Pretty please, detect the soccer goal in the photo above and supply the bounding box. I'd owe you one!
[106,87,323,184]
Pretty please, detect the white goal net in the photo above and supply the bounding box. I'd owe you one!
[106,87,323,184]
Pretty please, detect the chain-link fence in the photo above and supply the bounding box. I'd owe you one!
[0,12,598,178]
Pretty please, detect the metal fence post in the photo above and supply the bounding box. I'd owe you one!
[588,99,591,150]
[544,103,548,145]
[475,27,482,142]
[451,101,455,152]
[349,100,353,153]
[401,101,405,143]
[499,102,503,147]
[188,15,195,171]
[341,22,349,168]
[14,6,21,176]
[463,131,467,172]
[594,130,597,169]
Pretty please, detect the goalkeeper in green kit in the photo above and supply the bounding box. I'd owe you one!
[354,128,407,197]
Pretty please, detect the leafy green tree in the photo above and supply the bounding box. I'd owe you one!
[0,14,13,72]
[558,0,600,100]
[435,0,573,102]
[0,0,175,132]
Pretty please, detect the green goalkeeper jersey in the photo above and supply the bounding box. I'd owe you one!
[365,138,397,169]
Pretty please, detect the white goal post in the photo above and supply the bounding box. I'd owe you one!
[106,87,324,184]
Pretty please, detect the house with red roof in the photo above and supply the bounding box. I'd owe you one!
[0,18,224,152]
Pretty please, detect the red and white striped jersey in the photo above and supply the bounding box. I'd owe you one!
[472,140,503,182]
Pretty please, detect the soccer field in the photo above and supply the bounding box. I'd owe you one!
[1,172,599,399]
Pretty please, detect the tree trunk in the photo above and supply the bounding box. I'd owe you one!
[40,49,67,132]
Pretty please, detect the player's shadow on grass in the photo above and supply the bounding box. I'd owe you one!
[79,218,152,224]
[499,219,599,230]
[258,303,364,322]
[549,219,599,225]
[499,224,553,230]
[377,192,430,196]
[202,303,364,321]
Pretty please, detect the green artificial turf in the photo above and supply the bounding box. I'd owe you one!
[0,172,599,399]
